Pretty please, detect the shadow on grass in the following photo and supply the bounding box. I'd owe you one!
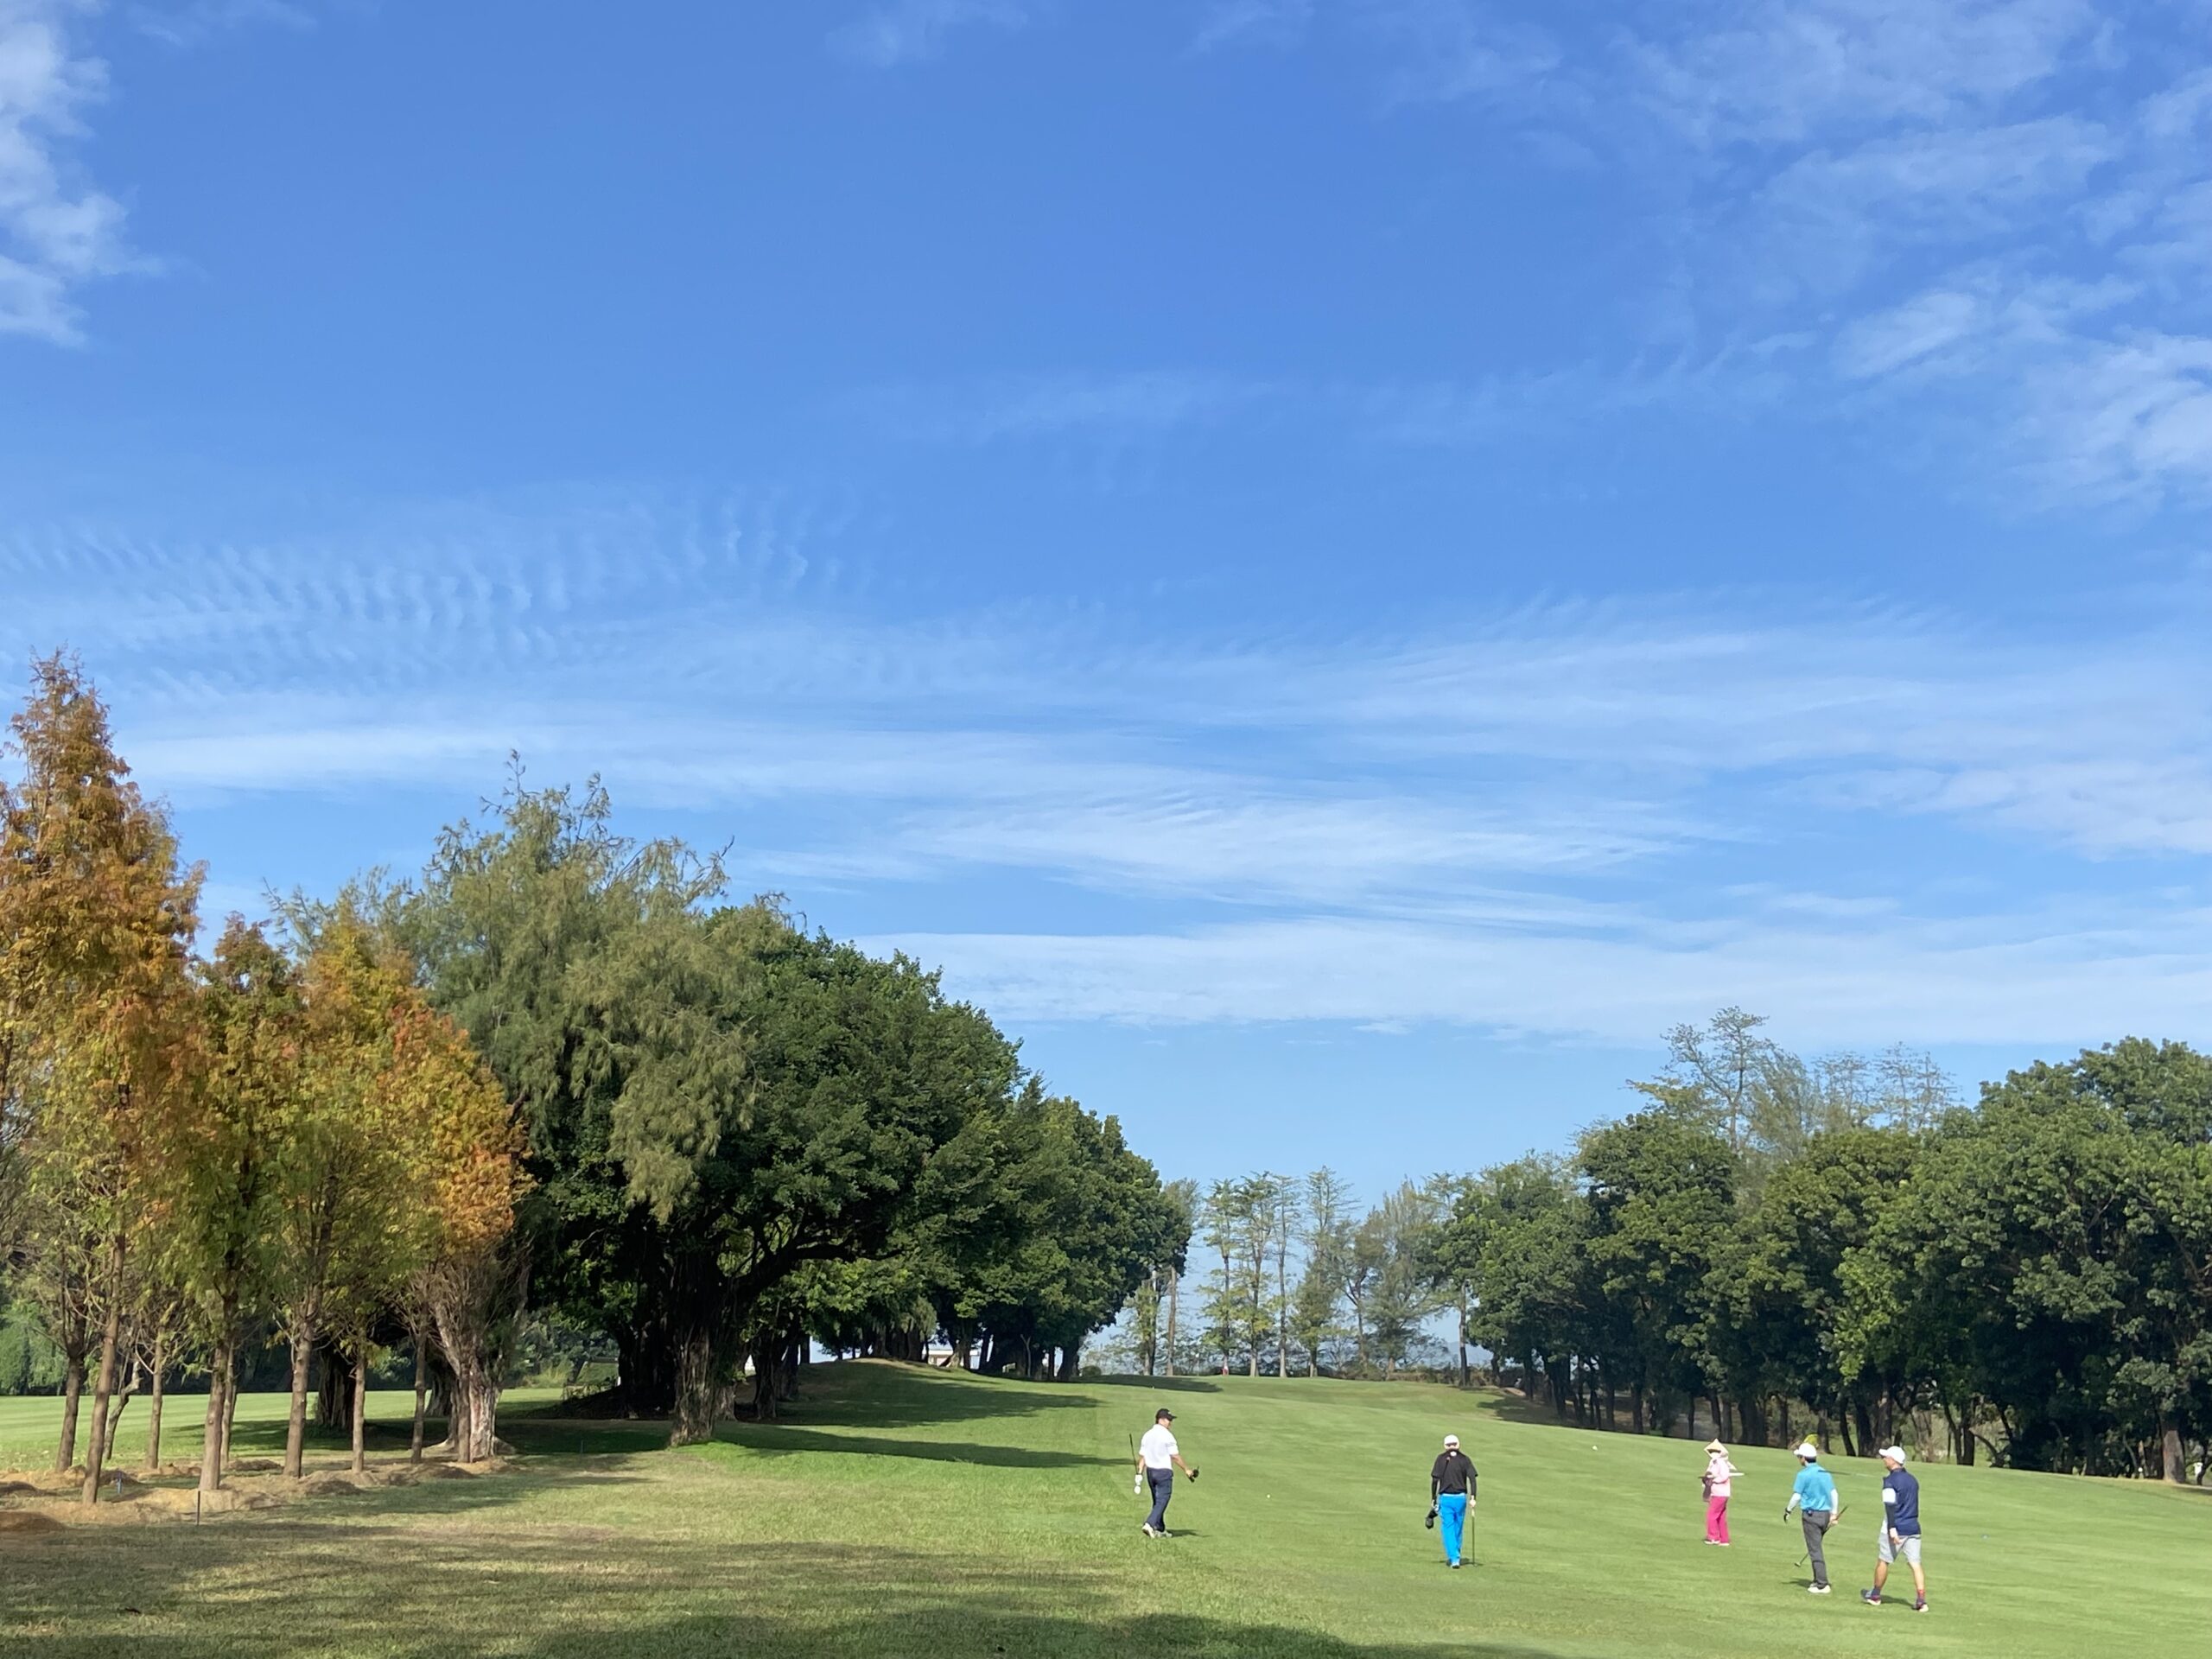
[709,1425,1117,1471]
[1084,1375,1226,1395]
[0,1532,1575,1659]
[777,1362,1100,1430]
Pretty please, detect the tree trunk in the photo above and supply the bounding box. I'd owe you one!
[2164,1425,2186,1484]
[315,1338,349,1430]
[350,1353,368,1476]
[80,1271,125,1506]
[1057,1342,1083,1382]
[143,1329,168,1471]
[1163,1268,1179,1377]
[410,1334,429,1464]
[199,1353,228,1486]
[284,1321,315,1478]
[1457,1297,1470,1389]
[55,1352,86,1473]
[197,1346,231,1493]
[102,1375,136,1465]
[224,1369,243,1471]
[671,1328,721,1446]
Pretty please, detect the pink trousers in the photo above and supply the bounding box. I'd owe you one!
[1705,1495,1731,1543]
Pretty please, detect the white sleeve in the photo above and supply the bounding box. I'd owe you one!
[1883,1488,1898,1506]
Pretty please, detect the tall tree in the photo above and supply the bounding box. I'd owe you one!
[1289,1168,1353,1376]
[174,920,295,1493]
[1358,1183,1444,1378]
[1578,1112,1737,1434]
[0,656,200,1502]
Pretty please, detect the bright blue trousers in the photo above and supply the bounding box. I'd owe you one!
[1439,1493,1468,1565]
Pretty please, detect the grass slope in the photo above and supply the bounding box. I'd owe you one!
[3,1363,2206,1657]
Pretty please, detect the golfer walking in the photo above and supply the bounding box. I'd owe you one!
[1429,1433,1478,1569]
[1135,1408,1196,1538]
[1783,1441,1839,1594]
[1863,1446,1928,1613]
[1701,1440,1742,1545]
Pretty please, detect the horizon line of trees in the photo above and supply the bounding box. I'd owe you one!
[1102,1011,2212,1486]
[0,655,1186,1499]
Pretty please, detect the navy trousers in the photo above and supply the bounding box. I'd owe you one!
[1146,1468,1174,1531]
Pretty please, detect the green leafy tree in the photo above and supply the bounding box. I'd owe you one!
[1577,1112,1737,1434]
[1358,1182,1444,1377]
[1289,1168,1353,1376]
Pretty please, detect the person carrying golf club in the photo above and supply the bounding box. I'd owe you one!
[1428,1433,1478,1570]
[1863,1446,1928,1614]
[1701,1440,1742,1545]
[1783,1441,1839,1595]
[1135,1408,1197,1538]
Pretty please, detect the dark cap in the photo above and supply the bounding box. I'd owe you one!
[1155,1408,1175,1421]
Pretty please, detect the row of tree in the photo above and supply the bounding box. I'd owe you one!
[0,658,526,1504]
[1125,1010,2210,1483]
[0,657,1187,1494]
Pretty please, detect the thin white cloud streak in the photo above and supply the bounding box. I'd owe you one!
[868,902,2212,1046]
[829,0,1036,67]
[0,0,134,343]
[29,499,2209,871]
[1191,0,1313,55]
[130,0,314,48]
[1621,0,2099,147]
[10,495,2212,1046]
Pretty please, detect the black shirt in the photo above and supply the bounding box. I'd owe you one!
[1431,1450,1477,1497]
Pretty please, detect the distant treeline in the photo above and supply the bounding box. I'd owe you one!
[1113,1011,2211,1484]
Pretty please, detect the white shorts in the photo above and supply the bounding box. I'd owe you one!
[1878,1530,1922,1566]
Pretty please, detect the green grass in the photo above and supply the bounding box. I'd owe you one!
[3,1363,2207,1657]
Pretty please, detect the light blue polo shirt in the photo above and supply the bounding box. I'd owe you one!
[1793,1463,1839,1513]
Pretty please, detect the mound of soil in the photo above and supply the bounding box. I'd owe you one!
[0,1510,66,1535]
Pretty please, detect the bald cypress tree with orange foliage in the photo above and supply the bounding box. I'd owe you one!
[0,655,200,1504]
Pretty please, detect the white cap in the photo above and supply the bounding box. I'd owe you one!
[1443,1433,1460,1447]
[1795,1441,1820,1459]
[1878,1445,1908,1464]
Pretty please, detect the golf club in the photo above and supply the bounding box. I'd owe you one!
[1792,1505,1847,1570]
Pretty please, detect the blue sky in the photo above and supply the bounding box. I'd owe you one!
[3,1,2210,1205]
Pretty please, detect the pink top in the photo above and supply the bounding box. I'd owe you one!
[1706,1452,1742,1497]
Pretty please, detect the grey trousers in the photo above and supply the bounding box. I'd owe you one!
[1802,1510,1834,1586]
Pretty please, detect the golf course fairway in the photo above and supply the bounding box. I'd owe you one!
[3,1361,2206,1657]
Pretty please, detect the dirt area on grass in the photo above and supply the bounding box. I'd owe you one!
[0,1452,511,1527]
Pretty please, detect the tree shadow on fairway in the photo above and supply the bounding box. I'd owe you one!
[712,1425,1118,1471]
[1,1531,1581,1659]
[785,1362,1101,1430]
[1084,1375,1225,1395]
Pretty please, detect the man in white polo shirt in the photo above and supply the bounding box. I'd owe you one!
[1135,1408,1198,1537]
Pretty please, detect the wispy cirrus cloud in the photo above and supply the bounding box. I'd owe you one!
[829,0,1039,67]
[1171,3,2212,509]
[868,899,2212,1045]
[9,489,2212,1044]
[0,0,135,343]
[1191,0,1313,55]
[130,0,317,49]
